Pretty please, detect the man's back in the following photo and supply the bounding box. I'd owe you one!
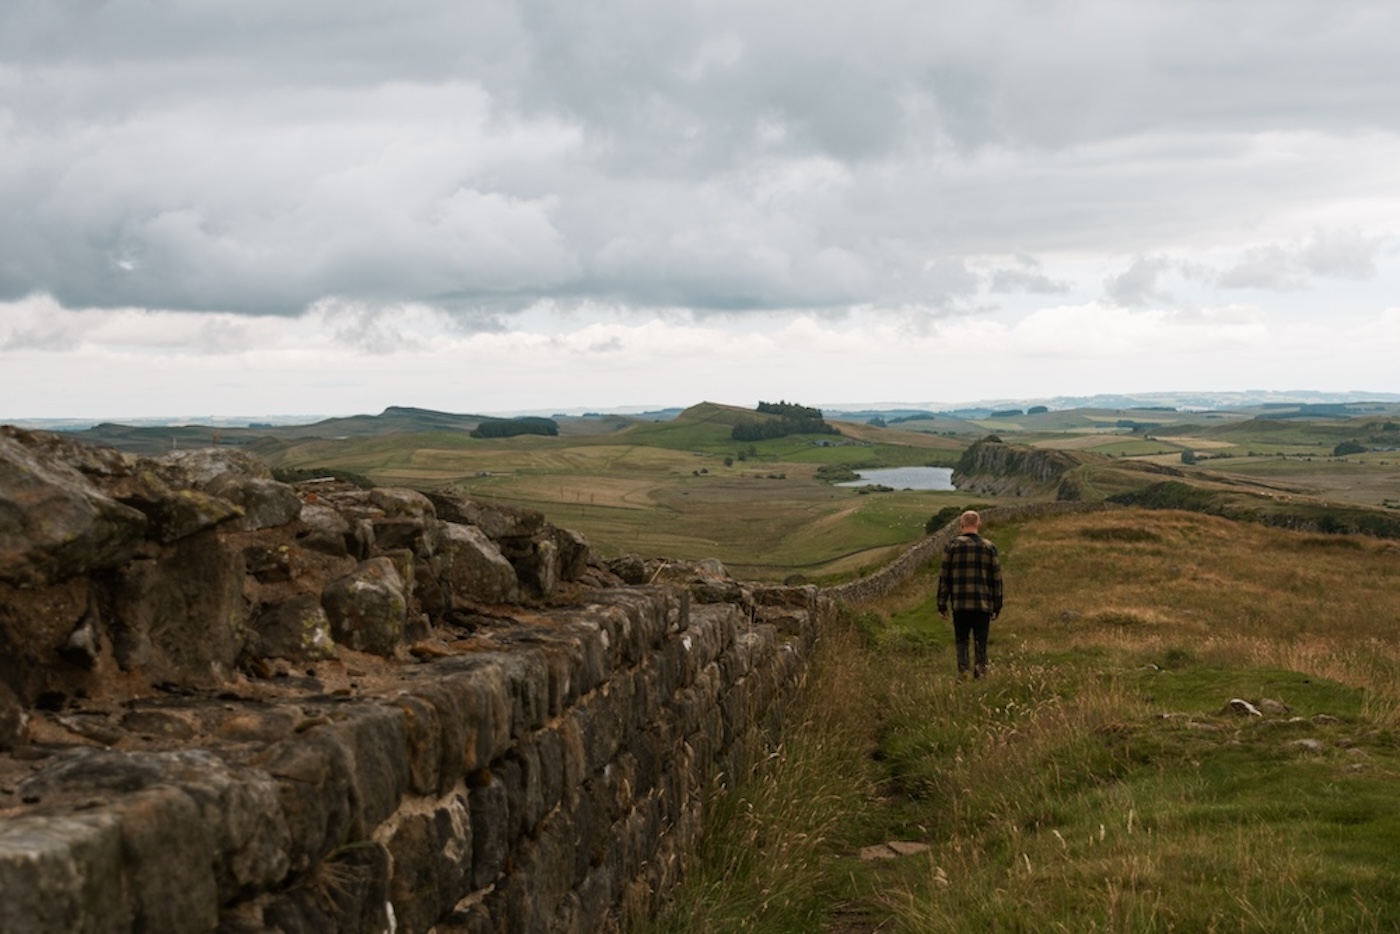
[936,532,1003,615]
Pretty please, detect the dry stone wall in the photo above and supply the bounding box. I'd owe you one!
[0,427,824,933]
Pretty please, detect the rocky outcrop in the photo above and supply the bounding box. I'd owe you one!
[952,437,1084,498]
[0,426,591,714]
[0,427,822,933]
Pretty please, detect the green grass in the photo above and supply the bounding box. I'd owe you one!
[650,509,1400,932]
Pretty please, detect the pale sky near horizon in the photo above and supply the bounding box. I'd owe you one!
[3,1,1399,419]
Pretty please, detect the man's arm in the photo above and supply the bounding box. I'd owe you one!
[989,546,1004,618]
[936,543,952,618]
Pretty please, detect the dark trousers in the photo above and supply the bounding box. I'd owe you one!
[952,610,991,678]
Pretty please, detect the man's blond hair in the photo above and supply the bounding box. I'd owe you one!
[959,510,981,530]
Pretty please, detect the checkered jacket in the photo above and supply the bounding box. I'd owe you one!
[936,532,1004,616]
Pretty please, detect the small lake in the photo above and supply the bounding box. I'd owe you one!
[836,466,956,491]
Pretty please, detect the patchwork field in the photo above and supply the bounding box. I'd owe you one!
[251,401,1400,579]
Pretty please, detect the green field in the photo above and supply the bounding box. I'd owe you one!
[253,401,1400,579]
[260,403,969,579]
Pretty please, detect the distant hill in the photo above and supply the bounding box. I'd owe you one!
[22,393,1400,458]
[66,406,491,456]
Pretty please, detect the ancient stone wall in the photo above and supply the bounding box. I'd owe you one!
[0,428,825,933]
[2,585,818,933]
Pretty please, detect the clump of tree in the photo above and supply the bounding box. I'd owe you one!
[731,401,838,442]
[470,416,559,439]
[815,464,860,483]
[1027,405,1049,415]
[1333,440,1367,457]
[990,409,1023,418]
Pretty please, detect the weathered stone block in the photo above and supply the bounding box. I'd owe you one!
[469,772,510,891]
[112,786,220,933]
[0,813,129,934]
[441,522,519,605]
[427,491,545,540]
[107,529,248,687]
[390,692,443,796]
[322,704,411,834]
[369,487,436,520]
[0,431,149,588]
[295,502,353,557]
[384,792,470,934]
[251,730,357,872]
[207,476,303,531]
[259,841,391,934]
[246,594,336,662]
[321,556,407,656]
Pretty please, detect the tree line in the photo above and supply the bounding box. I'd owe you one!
[731,401,838,442]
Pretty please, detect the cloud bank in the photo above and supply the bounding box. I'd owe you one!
[2,0,1398,415]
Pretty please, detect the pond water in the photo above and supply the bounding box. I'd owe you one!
[836,466,956,491]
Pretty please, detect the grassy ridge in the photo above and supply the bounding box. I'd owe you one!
[648,509,1400,932]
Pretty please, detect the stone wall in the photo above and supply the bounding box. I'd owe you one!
[0,428,826,933]
[2,585,818,933]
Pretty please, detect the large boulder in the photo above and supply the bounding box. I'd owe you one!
[245,595,337,663]
[159,448,275,485]
[0,431,149,587]
[296,503,355,558]
[322,558,409,656]
[440,523,519,605]
[107,530,249,686]
[426,490,544,541]
[206,476,302,532]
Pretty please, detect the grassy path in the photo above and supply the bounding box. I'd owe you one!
[647,508,1400,932]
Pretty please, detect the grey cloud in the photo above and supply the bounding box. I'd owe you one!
[1300,228,1381,279]
[4,1,1400,320]
[1105,256,1176,307]
[1218,229,1382,290]
[988,257,1070,295]
[1216,245,1309,291]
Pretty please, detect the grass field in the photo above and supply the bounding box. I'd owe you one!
[262,405,972,579]
[256,402,1400,578]
[647,508,1400,932]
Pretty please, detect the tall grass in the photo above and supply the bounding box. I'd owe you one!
[648,508,1400,932]
[643,615,889,932]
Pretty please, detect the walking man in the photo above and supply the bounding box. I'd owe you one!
[937,510,1004,679]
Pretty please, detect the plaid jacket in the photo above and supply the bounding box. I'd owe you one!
[936,532,1004,616]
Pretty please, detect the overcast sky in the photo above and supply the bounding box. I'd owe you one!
[3,0,1398,419]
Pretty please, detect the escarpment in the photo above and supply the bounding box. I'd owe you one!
[0,426,824,933]
[951,436,1084,498]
